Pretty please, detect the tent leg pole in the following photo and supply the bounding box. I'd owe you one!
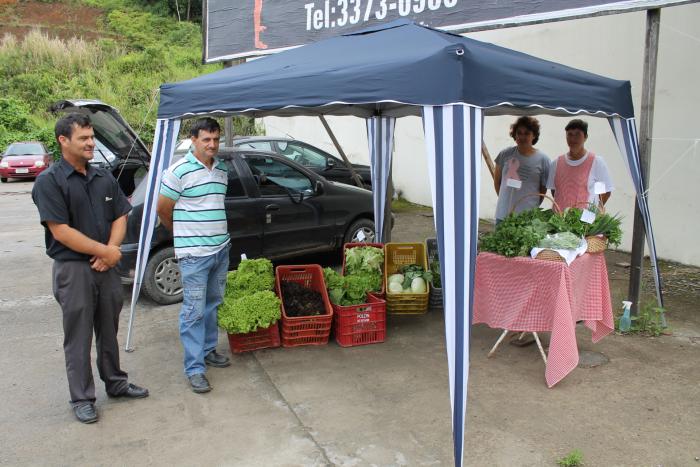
[628,8,660,316]
[319,115,365,189]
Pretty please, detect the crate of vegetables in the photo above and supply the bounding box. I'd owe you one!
[276,265,333,347]
[227,321,281,354]
[218,259,282,353]
[332,293,387,347]
[384,243,430,314]
[342,242,385,297]
[425,238,443,310]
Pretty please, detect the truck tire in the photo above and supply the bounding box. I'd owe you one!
[142,246,183,305]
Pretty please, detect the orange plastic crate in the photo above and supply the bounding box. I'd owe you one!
[342,242,385,298]
[276,265,333,347]
[333,293,387,347]
[384,242,429,314]
[227,321,281,354]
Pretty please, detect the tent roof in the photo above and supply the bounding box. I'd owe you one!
[158,20,634,120]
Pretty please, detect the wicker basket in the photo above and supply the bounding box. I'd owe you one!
[585,235,608,254]
[535,249,565,262]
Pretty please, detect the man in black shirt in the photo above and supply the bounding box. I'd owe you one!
[32,113,149,424]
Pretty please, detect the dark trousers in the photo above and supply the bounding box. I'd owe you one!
[52,261,128,405]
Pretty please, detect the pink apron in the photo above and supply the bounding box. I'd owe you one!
[553,153,595,212]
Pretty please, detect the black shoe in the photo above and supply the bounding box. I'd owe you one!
[73,403,98,424]
[109,383,149,399]
[204,350,230,368]
[188,373,211,394]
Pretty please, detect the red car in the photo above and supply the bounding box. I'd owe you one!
[0,142,52,182]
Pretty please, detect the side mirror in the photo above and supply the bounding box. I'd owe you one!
[314,180,324,194]
[325,158,336,170]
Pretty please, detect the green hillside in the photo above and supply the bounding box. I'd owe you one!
[0,0,252,157]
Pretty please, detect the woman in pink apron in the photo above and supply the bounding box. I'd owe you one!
[547,119,614,212]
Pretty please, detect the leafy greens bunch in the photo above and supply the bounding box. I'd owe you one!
[323,246,385,306]
[480,206,624,257]
[218,258,281,334]
[480,208,551,257]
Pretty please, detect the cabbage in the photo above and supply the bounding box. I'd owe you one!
[410,277,427,294]
[388,273,404,285]
[388,281,404,294]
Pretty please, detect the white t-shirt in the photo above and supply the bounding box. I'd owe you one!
[546,152,615,206]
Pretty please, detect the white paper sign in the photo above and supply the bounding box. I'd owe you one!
[357,230,366,241]
[240,253,248,260]
[506,178,522,189]
[594,181,607,195]
[581,209,596,224]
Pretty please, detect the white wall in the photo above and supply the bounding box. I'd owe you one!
[262,3,700,266]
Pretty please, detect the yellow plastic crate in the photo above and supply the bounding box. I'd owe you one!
[384,242,429,314]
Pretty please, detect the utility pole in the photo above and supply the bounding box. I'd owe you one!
[628,8,660,315]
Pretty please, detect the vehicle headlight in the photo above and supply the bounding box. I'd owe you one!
[0,161,8,168]
[35,160,45,167]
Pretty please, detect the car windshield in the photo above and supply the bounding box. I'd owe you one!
[5,143,45,155]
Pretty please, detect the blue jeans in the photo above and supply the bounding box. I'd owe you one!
[178,245,229,377]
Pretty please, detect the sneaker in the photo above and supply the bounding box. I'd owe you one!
[204,350,230,368]
[188,373,212,394]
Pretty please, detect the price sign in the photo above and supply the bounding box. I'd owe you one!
[594,181,607,195]
[581,209,596,224]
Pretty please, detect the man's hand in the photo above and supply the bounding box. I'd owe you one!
[98,244,122,267]
[90,256,110,272]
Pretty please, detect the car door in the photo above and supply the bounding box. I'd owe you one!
[239,154,336,258]
[275,141,355,186]
[224,158,263,265]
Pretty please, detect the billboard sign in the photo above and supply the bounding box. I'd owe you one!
[203,0,695,63]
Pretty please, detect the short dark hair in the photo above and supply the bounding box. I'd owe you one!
[55,113,92,141]
[509,116,540,145]
[189,117,221,138]
[565,119,588,137]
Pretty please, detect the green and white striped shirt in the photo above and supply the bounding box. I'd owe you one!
[160,151,230,258]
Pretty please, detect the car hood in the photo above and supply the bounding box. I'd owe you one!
[50,99,151,167]
[2,155,44,166]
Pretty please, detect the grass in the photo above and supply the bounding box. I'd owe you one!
[391,196,432,213]
[557,449,584,467]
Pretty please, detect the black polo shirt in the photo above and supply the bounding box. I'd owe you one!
[32,158,132,261]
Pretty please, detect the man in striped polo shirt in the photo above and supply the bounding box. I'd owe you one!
[157,118,231,394]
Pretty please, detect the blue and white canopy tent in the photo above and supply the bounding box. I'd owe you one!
[126,20,662,466]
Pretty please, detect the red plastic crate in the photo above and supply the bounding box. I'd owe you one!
[227,321,281,354]
[333,293,387,347]
[342,242,385,297]
[276,265,333,347]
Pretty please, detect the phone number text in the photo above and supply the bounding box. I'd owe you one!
[304,0,459,31]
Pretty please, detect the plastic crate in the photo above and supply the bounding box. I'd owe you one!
[332,293,387,347]
[425,238,443,310]
[227,321,281,354]
[384,242,429,314]
[276,265,333,347]
[342,242,385,297]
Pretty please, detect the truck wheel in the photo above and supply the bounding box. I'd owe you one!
[142,247,183,305]
[344,218,376,245]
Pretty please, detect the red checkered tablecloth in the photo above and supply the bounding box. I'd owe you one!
[473,252,614,387]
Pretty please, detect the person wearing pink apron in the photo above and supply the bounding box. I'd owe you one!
[548,119,613,212]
